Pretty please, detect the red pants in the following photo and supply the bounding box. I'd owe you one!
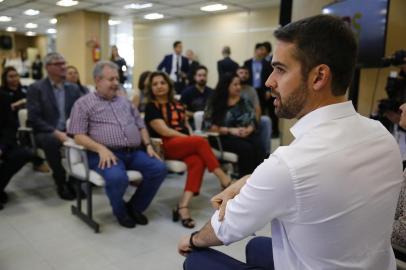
[163,136,220,194]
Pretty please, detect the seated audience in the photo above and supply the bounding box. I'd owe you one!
[237,66,272,156]
[68,61,167,229]
[66,65,89,95]
[132,70,151,112]
[27,52,82,200]
[144,71,232,229]
[0,66,49,173]
[180,65,213,122]
[0,90,39,210]
[204,73,265,178]
[178,15,403,270]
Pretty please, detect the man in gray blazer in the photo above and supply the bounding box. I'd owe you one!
[27,52,81,200]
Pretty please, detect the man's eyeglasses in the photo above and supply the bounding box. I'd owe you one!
[49,62,66,66]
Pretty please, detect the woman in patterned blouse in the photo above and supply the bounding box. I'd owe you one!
[144,71,232,229]
[204,73,266,178]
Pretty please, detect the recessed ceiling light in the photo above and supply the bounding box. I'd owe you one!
[24,9,40,16]
[6,26,16,32]
[47,28,57,34]
[200,4,228,12]
[0,0,4,3]
[26,31,36,36]
[124,3,152,10]
[50,18,57,24]
[108,19,121,26]
[25,23,38,29]
[0,16,12,22]
[56,0,79,7]
[144,13,164,20]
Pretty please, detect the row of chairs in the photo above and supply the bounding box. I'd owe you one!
[17,109,238,233]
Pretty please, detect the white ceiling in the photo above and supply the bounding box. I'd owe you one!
[0,0,279,35]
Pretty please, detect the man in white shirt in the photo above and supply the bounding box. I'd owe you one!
[178,14,403,270]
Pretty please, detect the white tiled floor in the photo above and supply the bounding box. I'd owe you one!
[0,139,279,270]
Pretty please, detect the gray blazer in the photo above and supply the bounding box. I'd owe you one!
[27,78,81,133]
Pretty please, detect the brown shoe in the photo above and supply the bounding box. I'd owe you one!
[34,163,50,173]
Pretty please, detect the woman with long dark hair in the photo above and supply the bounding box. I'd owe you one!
[204,73,265,178]
[66,65,89,96]
[144,71,232,229]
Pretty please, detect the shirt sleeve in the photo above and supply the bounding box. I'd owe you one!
[144,103,164,124]
[130,102,146,130]
[211,154,297,245]
[68,99,89,135]
[250,88,260,108]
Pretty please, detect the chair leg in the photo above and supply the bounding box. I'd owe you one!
[71,181,100,233]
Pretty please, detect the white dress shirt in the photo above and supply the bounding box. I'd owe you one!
[170,53,181,82]
[211,101,403,270]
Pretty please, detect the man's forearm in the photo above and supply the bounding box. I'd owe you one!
[74,134,105,153]
[191,221,223,248]
[140,128,152,146]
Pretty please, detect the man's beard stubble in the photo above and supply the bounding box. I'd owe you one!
[273,82,308,119]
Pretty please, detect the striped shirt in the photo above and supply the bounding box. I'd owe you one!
[68,92,145,148]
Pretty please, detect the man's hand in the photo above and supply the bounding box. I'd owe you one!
[146,144,162,160]
[211,175,250,221]
[239,126,254,138]
[53,130,69,143]
[97,146,117,169]
[178,235,192,257]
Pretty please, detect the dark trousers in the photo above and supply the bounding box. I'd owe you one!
[0,146,34,192]
[35,132,66,188]
[184,236,274,270]
[87,149,167,218]
[211,133,265,178]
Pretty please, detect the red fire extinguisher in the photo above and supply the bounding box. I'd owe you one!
[92,44,101,62]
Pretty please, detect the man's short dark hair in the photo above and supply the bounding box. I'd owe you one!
[194,65,208,76]
[263,41,272,53]
[274,14,357,96]
[237,66,248,71]
[173,41,182,48]
[255,43,266,50]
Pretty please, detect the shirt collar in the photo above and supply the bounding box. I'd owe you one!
[50,79,64,90]
[290,101,356,138]
[94,91,117,101]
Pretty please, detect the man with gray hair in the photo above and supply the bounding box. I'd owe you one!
[27,52,82,200]
[217,46,239,81]
[68,61,167,228]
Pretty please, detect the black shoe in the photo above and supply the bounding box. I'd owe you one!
[116,214,136,228]
[0,191,8,204]
[57,185,75,201]
[126,203,148,225]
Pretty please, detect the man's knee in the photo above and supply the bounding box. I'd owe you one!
[103,167,129,188]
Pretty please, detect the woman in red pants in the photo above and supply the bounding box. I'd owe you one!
[144,71,231,229]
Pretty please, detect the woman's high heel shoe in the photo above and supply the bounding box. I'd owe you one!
[172,205,195,229]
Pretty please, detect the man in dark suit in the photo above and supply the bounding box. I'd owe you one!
[185,49,200,86]
[27,52,82,200]
[157,41,189,94]
[217,46,239,80]
[244,43,279,137]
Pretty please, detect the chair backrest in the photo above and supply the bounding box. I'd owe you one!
[193,111,205,132]
[18,108,28,127]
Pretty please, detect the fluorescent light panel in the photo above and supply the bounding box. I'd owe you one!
[6,26,16,32]
[26,31,36,36]
[124,3,152,9]
[0,16,12,22]
[144,13,163,20]
[200,4,228,12]
[25,23,38,29]
[24,9,40,16]
[50,18,57,24]
[47,28,57,34]
[56,0,79,7]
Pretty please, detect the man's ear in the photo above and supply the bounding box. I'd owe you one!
[311,64,331,91]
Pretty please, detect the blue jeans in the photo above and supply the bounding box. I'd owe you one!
[259,116,272,156]
[184,236,274,270]
[87,149,167,218]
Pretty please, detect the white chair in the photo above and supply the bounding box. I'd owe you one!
[193,111,239,176]
[63,139,143,233]
[17,108,46,159]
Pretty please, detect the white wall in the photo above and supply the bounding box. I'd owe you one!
[133,7,280,88]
